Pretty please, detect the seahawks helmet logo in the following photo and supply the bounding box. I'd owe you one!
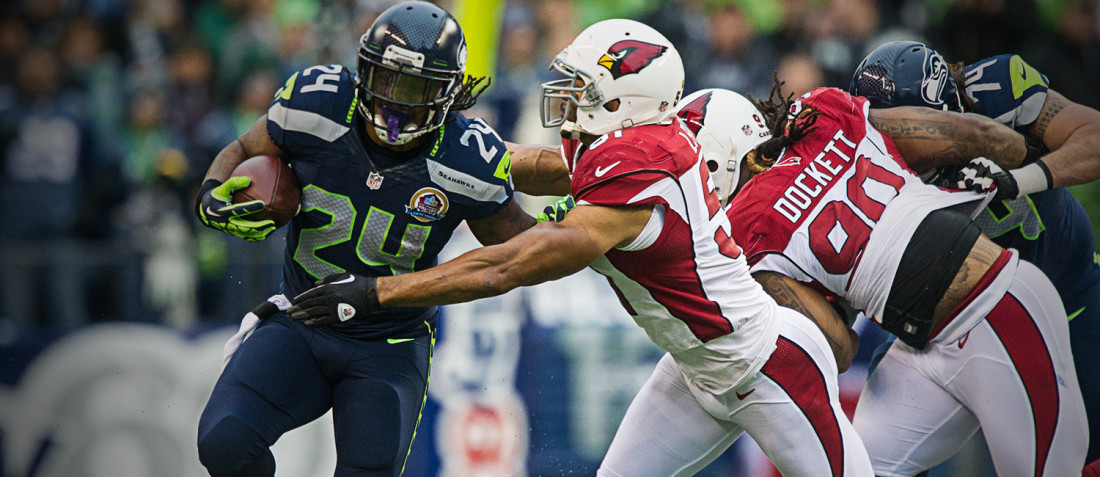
[921,51,951,107]
[597,40,668,79]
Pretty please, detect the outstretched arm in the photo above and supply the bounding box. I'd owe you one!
[868,106,1028,174]
[508,142,572,196]
[753,271,858,372]
[1025,90,1100,188]
[378,204,652,307]
[467,199,538,246]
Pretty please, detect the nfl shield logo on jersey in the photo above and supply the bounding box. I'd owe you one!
[741,124,753,136]
[367,171,384,190]
[406,187,449,222]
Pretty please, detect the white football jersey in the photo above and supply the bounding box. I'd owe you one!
[727,88,987,326]
[567,119,778,393]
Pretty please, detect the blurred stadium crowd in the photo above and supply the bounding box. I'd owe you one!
[1,0,1098,329]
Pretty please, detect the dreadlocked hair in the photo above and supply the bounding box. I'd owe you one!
[451,74,492,112]
[948,62,975,112]
[745,73,821,173]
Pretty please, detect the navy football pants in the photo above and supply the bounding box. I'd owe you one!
[197,313,433,476]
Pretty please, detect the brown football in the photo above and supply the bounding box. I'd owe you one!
[231,155,301,228]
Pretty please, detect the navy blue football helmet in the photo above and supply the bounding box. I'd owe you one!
[849,41,962,112]
[356,1,467,145]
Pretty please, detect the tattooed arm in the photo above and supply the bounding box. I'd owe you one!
[753,271,859,372]
[932,235,1002,328]
[1024,90,1100,188]
[867,106,1028,174]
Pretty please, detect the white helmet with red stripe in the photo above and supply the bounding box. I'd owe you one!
[676,88,771,206]
[540,19,684,137]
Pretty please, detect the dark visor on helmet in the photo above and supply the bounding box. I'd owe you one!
[358,52,457,107]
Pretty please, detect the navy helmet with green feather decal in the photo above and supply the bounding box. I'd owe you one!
[356,1,468,146]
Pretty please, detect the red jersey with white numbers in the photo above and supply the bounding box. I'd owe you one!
[726,88,986,327]
[566,119,778,393]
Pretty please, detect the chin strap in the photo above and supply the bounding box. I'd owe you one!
[560,120,583,140]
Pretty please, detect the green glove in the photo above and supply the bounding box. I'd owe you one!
[196,177,276,241]
[537,195,576,223]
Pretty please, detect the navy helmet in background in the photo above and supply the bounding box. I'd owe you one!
[849,40,962,113]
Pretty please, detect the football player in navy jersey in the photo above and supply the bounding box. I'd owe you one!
[851,40,1100,466]
[193,2,535,476]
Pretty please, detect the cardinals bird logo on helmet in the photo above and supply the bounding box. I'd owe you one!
[598,40,668,79]
[678,91,712,136]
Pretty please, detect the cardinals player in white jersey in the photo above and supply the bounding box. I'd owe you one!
[685,85,1087,476]
[288,19,875,476]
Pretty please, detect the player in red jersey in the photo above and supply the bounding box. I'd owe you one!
[688,84,1087,476]
[286,19,876,476]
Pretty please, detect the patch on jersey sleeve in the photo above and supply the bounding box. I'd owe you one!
[964,55,1049,128]
[426,159,509,203]
[493,152,512,181]
[276,72,298,101]
[1009,55,1048,101]
[268,103,350,142]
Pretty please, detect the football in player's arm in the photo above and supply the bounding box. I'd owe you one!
[194,3,536,476]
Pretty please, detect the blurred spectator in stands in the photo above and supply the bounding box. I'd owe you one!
[62,16,125,158]
[484,3,543,141]
[20,0,71,46]
[115,88,200,326]
[538,0,580,65]
[193,70,279,163]
[1022,0,1100,110]
[126,0,188,92]
[274,0,319,77]
[0,45,100,326]
[166,37,217,139]
[775,52,825,98]
[0,16,30,91]
[930,0,1042,64]
[217,0,281,96]
[689,2,778,98]
[639,0,708,77]
[767,0,817,56]
[808,0,883,87]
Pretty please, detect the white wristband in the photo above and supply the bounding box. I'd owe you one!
[1010,162,1053,198]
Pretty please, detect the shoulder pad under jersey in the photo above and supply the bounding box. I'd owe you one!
[570,123,694,206]
[267,64,358,152]
[963,55,1049,129]
[422,113,514,206]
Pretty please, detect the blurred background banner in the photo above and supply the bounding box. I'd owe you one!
[1,0,1095,475]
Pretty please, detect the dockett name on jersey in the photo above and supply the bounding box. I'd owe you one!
[771,129,858,223]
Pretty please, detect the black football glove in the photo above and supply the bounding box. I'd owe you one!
[196,177,276,241]
[939,158,1020,202]
[288,273,380,327]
